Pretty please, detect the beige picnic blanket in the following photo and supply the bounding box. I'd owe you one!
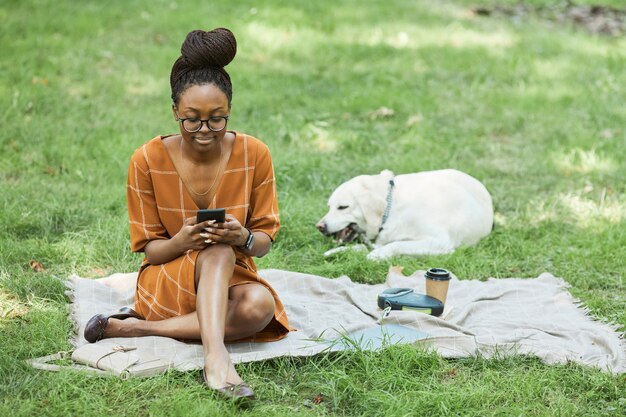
[66,268,626,374]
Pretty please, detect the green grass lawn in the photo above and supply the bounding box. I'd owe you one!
[1,0,625,415]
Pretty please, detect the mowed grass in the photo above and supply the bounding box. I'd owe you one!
[1,0,625,415]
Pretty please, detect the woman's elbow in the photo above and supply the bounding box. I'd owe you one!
[143,242,163,265]
[256,241,272,258]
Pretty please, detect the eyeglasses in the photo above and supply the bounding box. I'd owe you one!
[175,113,230,133]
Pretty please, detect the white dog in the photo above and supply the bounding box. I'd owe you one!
[316,169,493,260]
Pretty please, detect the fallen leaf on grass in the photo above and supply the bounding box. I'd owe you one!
[369,107,395,119]
[600,129,614,139]
[406,113,423,127]
[0,291,30,320]
[29,260,46,272]
[388,265,404,274]
[32,76,49,85]
[44,165,66,176]
[443,368,459,380]
[90,268,107,277]
[303,394,325,408]
[153,33,167,45]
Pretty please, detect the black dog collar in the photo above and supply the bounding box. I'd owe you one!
[379,177,395,233]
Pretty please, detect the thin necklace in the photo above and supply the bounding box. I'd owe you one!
[179,138,225,197]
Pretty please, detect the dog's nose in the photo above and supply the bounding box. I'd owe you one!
[316,221,327,235]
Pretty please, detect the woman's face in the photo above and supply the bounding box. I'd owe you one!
[173,83,230,152]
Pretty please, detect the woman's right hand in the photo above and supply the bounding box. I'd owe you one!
[174,217,215,252]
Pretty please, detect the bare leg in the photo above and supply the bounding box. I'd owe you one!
[104,244,276,388]
[106,284,276,341]
[194,244,240,387]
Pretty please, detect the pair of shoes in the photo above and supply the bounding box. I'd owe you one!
[202,369,256,402]
[84,307,143,343]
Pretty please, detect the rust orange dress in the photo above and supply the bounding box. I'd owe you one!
[126,132,290,342]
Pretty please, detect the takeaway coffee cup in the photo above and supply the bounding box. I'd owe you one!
[425,268,451,303]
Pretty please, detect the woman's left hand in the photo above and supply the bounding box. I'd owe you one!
[200,214,248,247]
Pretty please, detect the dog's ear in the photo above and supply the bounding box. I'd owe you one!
[379,169,394,180]
[350,174,389,240]
[355,170,394,193]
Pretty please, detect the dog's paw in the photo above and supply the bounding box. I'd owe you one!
[323,246,350,257]
[366,248,392,261]
[324,244,368,258]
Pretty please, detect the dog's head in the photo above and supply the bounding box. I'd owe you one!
[316,170,394,244]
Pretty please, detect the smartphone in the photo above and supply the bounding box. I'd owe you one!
[196,208,225,224]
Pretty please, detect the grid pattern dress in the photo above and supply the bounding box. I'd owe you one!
[126,132,290,342]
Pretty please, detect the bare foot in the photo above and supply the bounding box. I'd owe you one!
[103,317,142,338]
[203,347,243,388]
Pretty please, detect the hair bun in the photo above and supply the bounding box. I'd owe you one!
[180,28,237,69]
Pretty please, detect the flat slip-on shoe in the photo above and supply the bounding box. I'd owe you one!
[202,369,256,401]
[84,307,143,343]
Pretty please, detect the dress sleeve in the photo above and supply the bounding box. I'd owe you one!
[247,142,280,240]
[126,146,169,252]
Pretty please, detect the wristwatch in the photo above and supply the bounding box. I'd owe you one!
[242,228,254,251]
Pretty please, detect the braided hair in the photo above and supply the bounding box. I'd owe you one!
[170,28,237,107]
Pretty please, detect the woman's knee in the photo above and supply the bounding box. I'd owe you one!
[194,245,236,288]
[238,286,275,324]
[196,244,236,267]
